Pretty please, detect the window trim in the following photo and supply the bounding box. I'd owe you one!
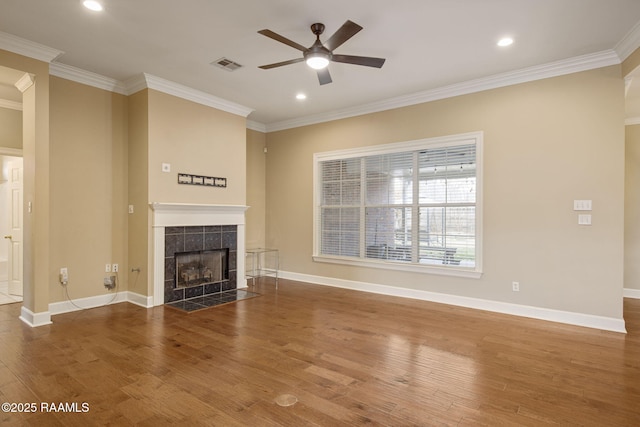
[313,131,483,278]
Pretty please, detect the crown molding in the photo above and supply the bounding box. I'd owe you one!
[46,65,254,118]
[615,20,640,61]
[265,50,621,132]
[0,99,22,111]
[0,29,625,132]
[123,74,148,95]
[0,31,63,63]
[14,73,35,93]
[50,62,128,95]
[141,74,254,118]
[246,120,267,133]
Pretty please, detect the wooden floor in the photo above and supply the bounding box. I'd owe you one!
[1,279,639,426]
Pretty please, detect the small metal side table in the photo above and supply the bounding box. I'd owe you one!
[245,248,279,289]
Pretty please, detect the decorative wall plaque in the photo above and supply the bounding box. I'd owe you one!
[178,173,227,188]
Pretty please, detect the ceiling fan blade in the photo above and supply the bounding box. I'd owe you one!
[317,68,332,85]
[324,20,363,51]
[332,54,386,68]
[259,58,305,69]
[258,29,308,52]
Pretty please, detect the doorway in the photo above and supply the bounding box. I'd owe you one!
[0,65,26,306]
[0,155,23,304]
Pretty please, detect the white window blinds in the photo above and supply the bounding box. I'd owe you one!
[315,133,482,273]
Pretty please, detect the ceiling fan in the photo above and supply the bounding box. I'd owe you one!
[258,20,385,85]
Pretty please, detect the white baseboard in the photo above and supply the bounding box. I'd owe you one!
[21,291,152,327]
[281,271,627,334]
[49,291,129,315]
[19,306,52,327]
[126,291,154,308]
[624,288,640,299]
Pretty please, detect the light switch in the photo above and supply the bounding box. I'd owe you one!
[574,200,592,211]
[578,214,592,225]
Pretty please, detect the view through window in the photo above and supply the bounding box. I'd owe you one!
[314,133,482,274]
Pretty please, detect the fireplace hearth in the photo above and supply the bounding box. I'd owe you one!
[164,225,237,304]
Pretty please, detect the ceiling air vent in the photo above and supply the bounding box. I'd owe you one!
[211,57,243,71]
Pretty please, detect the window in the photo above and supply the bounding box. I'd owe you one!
[313,132,482,277]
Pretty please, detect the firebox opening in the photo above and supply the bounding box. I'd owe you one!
[175,249,228,288]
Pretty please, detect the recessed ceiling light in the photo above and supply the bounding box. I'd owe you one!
[83,1,104,11]
[497,37,514,47]
[296,93,307,100]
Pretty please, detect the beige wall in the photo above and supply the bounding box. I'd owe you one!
[246,129,266,248]
[623,47,640,78]
[127,90,150,296]
[626,125,640,291]
[0,49,51,314]
[147,90,246,205]
[126,89,248,297]
[0,108,22,148]
[266,66,625,319]
[49,77,128,301]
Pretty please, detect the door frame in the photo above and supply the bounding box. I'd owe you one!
[0,148,23,297]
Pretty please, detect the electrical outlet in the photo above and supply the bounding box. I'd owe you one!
[59,267,68,285]
[112,263,119,272]
[512,281,520,292]
[105,263,111,273]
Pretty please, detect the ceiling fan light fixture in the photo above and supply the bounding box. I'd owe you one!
[306,54,330,70]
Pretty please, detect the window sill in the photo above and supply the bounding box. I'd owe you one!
[312,255,483,279]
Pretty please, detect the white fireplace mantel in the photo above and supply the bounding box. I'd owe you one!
[150,203,249,306]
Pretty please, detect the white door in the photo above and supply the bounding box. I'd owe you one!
[6,159,23,296]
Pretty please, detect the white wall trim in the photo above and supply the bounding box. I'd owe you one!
[140,74,254,118]
[127,291,154,308]
[624,288,640,299]
[264,50,621,132]
[50,62,128,95]
[0,147,23,157]
[625,117,640,126]
[17,292,152,326]
[615,20,640,61]
[19,306,52,327]
[0,30,63,63]
[49,291,129,316]
[246,120,267,133]
[14,73,35,93]
[22,292,153,326]
[280,270,627,334]
[3,27,620,132]
[0,99,22,111]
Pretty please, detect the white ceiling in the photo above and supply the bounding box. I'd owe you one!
[2,0,640,127]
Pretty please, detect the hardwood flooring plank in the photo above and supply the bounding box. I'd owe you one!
[0,281,638,425]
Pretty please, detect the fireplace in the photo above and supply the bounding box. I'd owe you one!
[176,249,228,288]
[164,225,238,303]
[151,203,248,306]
